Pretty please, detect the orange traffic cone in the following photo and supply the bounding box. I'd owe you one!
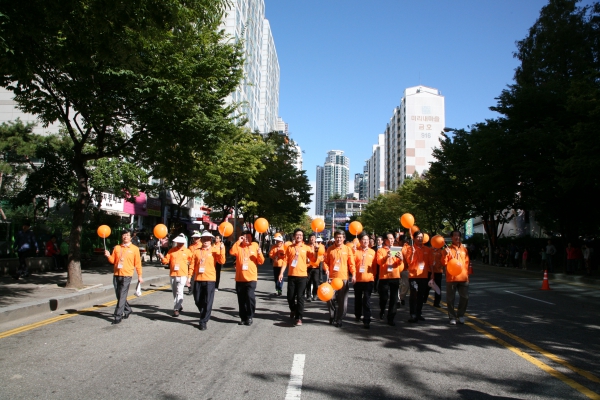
[540,270,551,290]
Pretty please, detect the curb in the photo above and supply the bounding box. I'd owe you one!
[0,275,171,324]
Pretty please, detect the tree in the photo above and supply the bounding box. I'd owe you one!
[0,1,244,287]
[492,0,600,239]
[359,192,404,235]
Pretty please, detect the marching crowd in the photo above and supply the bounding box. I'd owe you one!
[104,227,472,329]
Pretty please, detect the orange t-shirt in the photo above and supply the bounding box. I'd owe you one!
[189,246,226,282]
[285,243,315,277]
[376,246,404,279]
[309,244,325,268]
[402,244,433,279]
[269,244,287,267]
[162,246,192,277]
[230,242,265,282]
[443,244,470,282]
[432,248,444,274]
[323,245,356,280]
[108,244,142,278]
[354,247,377,282]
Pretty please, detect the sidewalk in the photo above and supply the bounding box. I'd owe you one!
[0,260,173,324]
[471,260,600,287]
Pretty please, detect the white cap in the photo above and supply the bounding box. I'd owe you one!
[200,231,214,238]
[173,234,187,244]
[273,234,284,242]
[191,231,202,238]
[316,237,323,242]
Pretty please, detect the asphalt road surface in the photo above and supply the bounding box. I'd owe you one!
[1,266,599,400]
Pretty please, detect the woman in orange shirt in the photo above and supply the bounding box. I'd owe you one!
[159,234,192,317]
[268,233,286,296]
[189,231,226,330]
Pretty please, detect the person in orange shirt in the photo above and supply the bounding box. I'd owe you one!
[186,231,202,295]
[402,231,433,323]
[305,234,324,302]
[442,230,471,325]
[279,229,316,326]
[189,231,226,330]
[376,232,404,326]
[430,246,444,307]
[230,230,265,326]
[353,232,377,329]
[323,230,356,328]
[158,234,192,317]
[213,234,225,291]
[104,231,143,325]
[269,233,286,296]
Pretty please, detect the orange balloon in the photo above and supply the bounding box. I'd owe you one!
[423,233,430,244]
[447,258,463,276]
[410,225,420,235]
[218,221,233,237]
[311,218,325,232]
[431,235,445,249]
[254,217,269,234]
[97,225,111,239]
[331,277,343,290]
[153,224,168,239]
[348,221,363,236]
[317,283,334,301]
[400,213,415,229]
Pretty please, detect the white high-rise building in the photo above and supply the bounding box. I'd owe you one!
[221,0,280,133]
[385,85,445,191]
[367,133,386,199]
[315,150,349,216]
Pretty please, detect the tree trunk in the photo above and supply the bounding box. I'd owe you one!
[66,159,89,289]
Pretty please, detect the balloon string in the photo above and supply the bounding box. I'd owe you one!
[104,237,106,251]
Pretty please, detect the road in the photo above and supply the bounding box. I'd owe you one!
[1,266,599,399]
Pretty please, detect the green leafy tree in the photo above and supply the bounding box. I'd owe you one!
[0,0,244,287]
[359,192,403,235]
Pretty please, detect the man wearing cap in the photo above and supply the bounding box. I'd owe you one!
[279,229,316,326]
[306,234,324,302]
[189,231,226,330]
[230,230,265,326]
[323,230,356,328]
[105,231,143,324]
[159,234,192,317]
[13,221,39,279]
[268,233,286,296]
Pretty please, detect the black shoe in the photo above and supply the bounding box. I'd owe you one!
[355,317,362,323]
[433,303,441,308]
[123,313,130,319]
[199,323,207,331]
[407,317,418,323]
[329,318,334,325]
[112,318,122,325]
[238,320,247,325]
[335,321,343,328]
[388,320,396,326]
[418,316,425,321]
[312,296,317,301]
[245,318,253,326]
[306,297,312,303]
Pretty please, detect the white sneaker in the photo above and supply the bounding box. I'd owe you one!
[458,317,465,324]
[449,319,457,325]
[215,288,219,292]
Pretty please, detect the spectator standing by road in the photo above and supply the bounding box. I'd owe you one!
[104,231,143,325]
[546,240,556,272]
[146,235,157,263]
[540,247,547,270]
[131,231,141,246]
[582,244,591,275]
[45,235,61,271]
[522,248,528,270]
[13,221,39,279]
[566,243,577,274]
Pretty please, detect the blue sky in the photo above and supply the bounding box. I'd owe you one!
[264,0,588,215]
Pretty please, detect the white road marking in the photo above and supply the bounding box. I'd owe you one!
[285,354,306,400]
[504,291,555,305]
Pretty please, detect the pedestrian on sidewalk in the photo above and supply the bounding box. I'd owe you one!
[105,231,143,325]
[566,243,577,274]
[403,231,433,323]
[45,235,61,271]
[269,233,286,296]
[146,235,157,263]
[280,229,316,326]
[13,221,39,279]
[323,230,356,328]
[158,234,191,317]
[353,233,376,329]
[230,230,265,326]
[522,248,528,270]
[546,240,556,272]
[443,231,471,325]
[189,231,225,330]
[376,232,403,326]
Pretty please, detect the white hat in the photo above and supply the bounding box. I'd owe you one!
[191,231,202,238]
[316,237,323,242]
[200,231,214,238]
[173,234,187,244]
[273,234,284,242]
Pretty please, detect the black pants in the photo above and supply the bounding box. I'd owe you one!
[305,268,320,298]
[287,276,308,320]
[215,263,223,289]
[193,280,215,324]
[373,270,379,294]
[113,275,132,319]
[354,281,374,323]
[409,278,429,318]
[378,278,400,322]
[235,281,257,322]
[147,247,155,262]
[273,267,284,291]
